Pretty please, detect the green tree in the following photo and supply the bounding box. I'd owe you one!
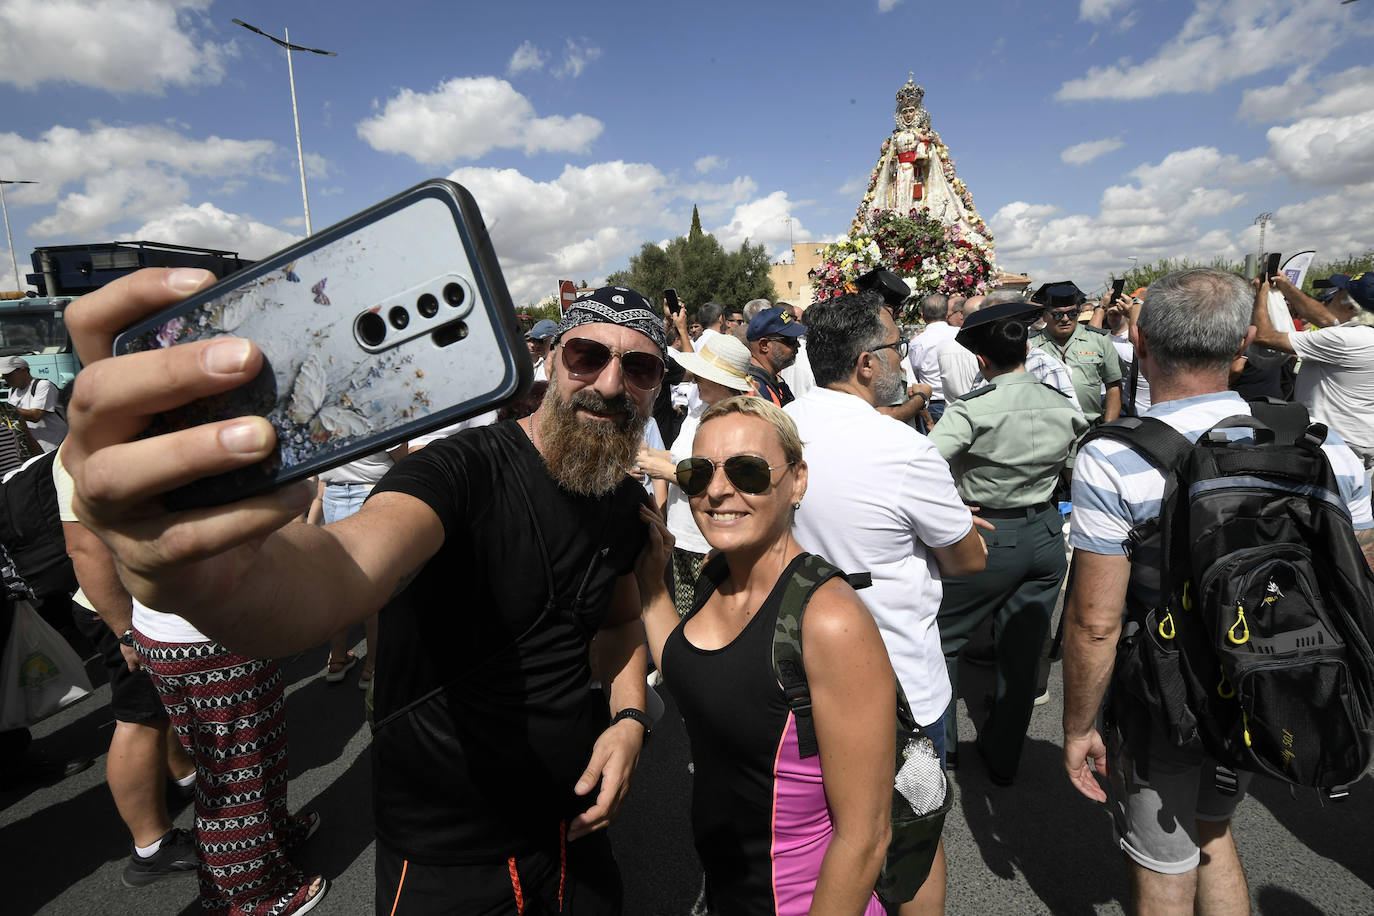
[1307,250,1374,294]
[689,205,703,241]
[605,218,777,318]
[1107,256,1243,295]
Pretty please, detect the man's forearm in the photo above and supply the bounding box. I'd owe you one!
[1358,528,1374,575]
[1061,616,1119,738]
[65,521,134,633]
[15,406,46,422]
[600,615,648,716]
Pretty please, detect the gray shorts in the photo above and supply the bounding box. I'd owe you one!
[1106,715,1251,874]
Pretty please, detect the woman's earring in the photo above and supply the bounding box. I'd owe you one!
[792,501,802,510]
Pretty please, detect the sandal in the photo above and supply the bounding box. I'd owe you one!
[324,652,358,683]
[284,876,329,916]
[282,810,321,852]
[357,663,375,691]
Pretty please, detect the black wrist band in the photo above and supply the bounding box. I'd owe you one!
[611,707,652,740]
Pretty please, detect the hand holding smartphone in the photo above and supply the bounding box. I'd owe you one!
[1265,252,1283,281]
[664,288,681,316]
[114,179,529,508]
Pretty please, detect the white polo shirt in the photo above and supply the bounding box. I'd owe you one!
[907,320,958,402]
[786,387,973,725]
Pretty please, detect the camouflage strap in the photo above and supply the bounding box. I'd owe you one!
[772,553,921,759]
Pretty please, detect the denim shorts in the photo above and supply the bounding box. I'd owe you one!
[323,481,372,524]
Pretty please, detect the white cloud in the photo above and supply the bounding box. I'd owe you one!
[0,122,276,238]
[1061,137,1124,165]
[1079,0,1132,24]
[507,40,546,75]
[877,0,902,11]
[1236,65,1316,124]
[356,77,603,165]
[1267,112,1374,187]
[0,0,232,93]
[989,146,1270,283]
[1057,0,1348,102]
[694,155,726,174]
[554,39,601,79]
[712,191,812,254]
[134,203,298,259]
[444,160,794,304]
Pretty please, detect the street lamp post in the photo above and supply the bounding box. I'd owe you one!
[233,19,336,235]
[0,179,37,292]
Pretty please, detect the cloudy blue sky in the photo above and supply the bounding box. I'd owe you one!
[0,0,1370,304]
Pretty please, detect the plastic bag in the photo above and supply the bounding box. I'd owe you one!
[0,599,93,730]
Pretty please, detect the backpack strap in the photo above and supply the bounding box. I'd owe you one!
[1246,398,1315,446]
[772,553,846,760]
[1083,416,1194,475]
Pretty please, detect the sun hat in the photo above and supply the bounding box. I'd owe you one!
[673,334,753,392]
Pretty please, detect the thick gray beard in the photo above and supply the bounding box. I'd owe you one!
[875,359,905,406]
[536,383,647,497]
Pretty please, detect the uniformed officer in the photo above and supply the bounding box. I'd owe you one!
[1028,281,1123,425]
[929,301,1088,784]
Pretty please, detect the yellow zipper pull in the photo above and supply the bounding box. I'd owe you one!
[1227,605,1249,645]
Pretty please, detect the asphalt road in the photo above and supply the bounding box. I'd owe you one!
[4,628,1373,916]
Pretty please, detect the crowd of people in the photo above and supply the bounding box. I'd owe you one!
[1,261,1372,916]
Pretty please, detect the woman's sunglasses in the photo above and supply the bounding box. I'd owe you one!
[560,337,666,390]
[675,454,789,497]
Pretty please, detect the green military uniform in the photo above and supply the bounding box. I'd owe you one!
[929,371,1088,782]
[1029,323,1122,422]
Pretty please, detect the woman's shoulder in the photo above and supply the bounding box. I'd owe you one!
[800,575,876,648]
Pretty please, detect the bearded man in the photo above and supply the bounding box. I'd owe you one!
[60,275,659,916]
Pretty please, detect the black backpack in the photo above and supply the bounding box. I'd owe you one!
[0,451,76,601]
[768,553,952,906]
[1090,401,1374,791]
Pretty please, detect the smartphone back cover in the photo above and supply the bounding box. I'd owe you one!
[114,181,529,507]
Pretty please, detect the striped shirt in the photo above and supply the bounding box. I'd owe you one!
[1070,391,1373,562]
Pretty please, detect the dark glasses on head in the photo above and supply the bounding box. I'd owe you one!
[675,454,789,497]
[560,337,665,390]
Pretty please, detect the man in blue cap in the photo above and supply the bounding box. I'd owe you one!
[1252,270,1374,494]
[745,306,806,406]
[525,317,560,381]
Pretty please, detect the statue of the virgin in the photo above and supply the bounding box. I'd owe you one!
[856,76,993,248]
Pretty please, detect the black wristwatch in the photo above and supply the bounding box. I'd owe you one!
[611,707,652,742]
[118,629,136,647]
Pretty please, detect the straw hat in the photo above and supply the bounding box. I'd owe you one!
[674,334,753,392]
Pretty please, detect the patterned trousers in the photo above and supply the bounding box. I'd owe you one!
[137,637,315,916]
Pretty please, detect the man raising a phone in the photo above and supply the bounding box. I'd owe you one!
[61,271,659,915]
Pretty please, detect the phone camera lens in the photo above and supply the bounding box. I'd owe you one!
[389,306,410,330]
[356,312,387,347]
[417,293,439,318]
[443,282,465,307]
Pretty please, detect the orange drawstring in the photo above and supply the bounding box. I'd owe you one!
[507,857,525,914]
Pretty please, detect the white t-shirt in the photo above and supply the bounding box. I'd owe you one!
[319,451,394,486]
[786,387,973,724]
[665,405,711,555]
[907,321,958,402]
[1109,331,1152,414]
[52,447,209,643]
[1290,323,1374,458]
[407,409,499,449]
[10,378,66,453]
[935,338,978,402]
[638,418,665,499]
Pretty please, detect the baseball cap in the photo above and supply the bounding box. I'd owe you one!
[525,319,559,340]
[746,307,806,341]
[0,356,29,375]
[1317,273,1374,311]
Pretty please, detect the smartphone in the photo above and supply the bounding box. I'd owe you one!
[114,179,531,509]
[1265,252,1282,279]
[1110,278,1126,299]
[664,288,681,315]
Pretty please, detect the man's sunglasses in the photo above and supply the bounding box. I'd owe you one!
[675,454,790,497]
[1047,308,1079,321]
[560,337,666,390]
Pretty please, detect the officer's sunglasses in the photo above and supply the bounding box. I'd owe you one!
[560,337,666,390]
[676,454,790,497]
[1047,308,1078,321]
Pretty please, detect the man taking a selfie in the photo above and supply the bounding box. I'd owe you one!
[61,272,657,915]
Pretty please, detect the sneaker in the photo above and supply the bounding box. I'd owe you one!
[122,827,198,887]
[1034,688,1051,707]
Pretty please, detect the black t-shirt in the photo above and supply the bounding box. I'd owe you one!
[370,420,647,863]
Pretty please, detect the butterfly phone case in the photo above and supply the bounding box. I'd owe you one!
[114,179,531,509]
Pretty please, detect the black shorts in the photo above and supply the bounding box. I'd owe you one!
[71,607,167,724]
[376,828,621,916]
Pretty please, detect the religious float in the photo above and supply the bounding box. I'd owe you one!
[812,76,997,319]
